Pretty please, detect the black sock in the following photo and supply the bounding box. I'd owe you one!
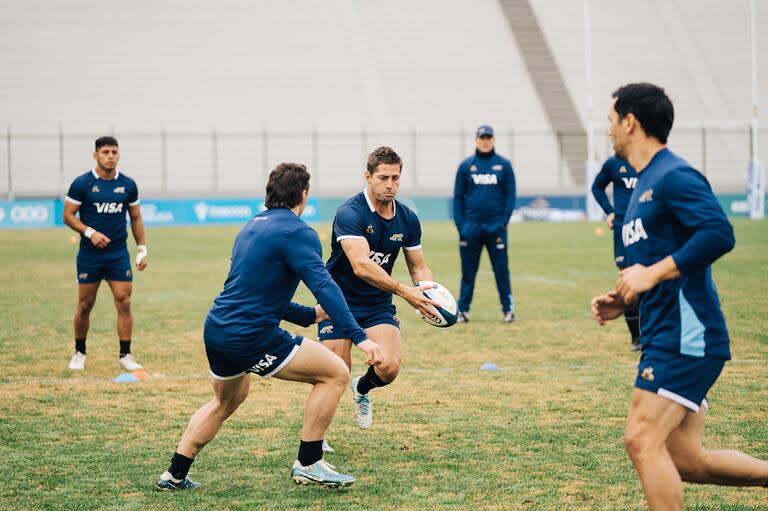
[167,452,194,480]
[119,340,131,357]
[75,338,86,355]
[356,364,389,395]
[625,307,640,343]
[298,440,323,466]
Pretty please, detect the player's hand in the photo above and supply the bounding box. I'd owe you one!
[356,339,384,366]
[606,212,616,230]
[135,245,148,271]
[314,304,330,323]
[90,231,111,249]
[401,283,442,321]
[616,264,655,305]
[591,291,627,325]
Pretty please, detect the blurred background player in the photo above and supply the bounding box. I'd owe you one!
[318,146,440,438]
[62,136,147,371]
[453,125,517,323]
[156,163,383,490]
[591,83,768,510]
[591,154,641,351]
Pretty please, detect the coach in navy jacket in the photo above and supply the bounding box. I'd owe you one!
[453,125,517,322]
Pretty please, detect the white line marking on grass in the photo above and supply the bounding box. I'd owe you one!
[477,270,577,287]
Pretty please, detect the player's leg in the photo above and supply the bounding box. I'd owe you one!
[485,224,514,321]
[350,323,401,429]
[614,229,640,350]
[623,388,688,510]
[457,222,482,321]
[322,338,353,370]
[273,338,355,486]
[157,373,251,490]
[107,279,142,370]
[70,281,100,369]
[667,403,768,486]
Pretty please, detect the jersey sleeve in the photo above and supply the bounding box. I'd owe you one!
[284,227,368,344]
[502,160,517,223]
[128,179,140,206]
[452,162,467,226]
[663,168,735,275]
[333,204,366,242]
[591,162,614,216]
[282,302,317,327]
[404,213,422,252]
[65,176,86,206]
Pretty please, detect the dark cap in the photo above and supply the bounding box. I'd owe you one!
[476,125,494,138]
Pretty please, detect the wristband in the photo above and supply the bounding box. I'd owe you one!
[84,227,95,239]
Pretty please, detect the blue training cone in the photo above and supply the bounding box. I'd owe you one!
[112,372,140,383]
[479,362,498,371]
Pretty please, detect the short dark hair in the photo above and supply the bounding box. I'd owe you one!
[367,146,402,174]
[612,83,674,143]
[95,136,119,150]
[265,162,310,209]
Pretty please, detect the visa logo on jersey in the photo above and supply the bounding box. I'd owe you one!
[621,177,637,189]
[471,174,498,185]
[622,218,648,247]
[94,202,124,214]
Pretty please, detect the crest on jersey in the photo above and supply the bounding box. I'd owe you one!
[619,165,627,174]
[92,185,100,193]
[469,165,477,172]
[365,225,374,234]
[639,189,654,203]
[640,367,654,382]
[78,273,88,280]
[320,325,334,334]
[492,164,503,171]
[113,186,125,194]
[389,233,403,242]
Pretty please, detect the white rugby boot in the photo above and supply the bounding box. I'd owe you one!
[68,351,86,370]
[351,376,373,429]
[119,354,143,371]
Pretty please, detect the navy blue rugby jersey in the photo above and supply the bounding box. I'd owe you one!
[326,189,422,309]
[622,148,734,359]
[591,155,638,223]
[65,169,140,255]
[204,207,367,352]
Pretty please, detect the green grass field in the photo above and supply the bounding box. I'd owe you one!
[1,220,766,510]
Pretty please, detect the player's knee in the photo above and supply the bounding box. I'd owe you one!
[114,293,131,313]
[623,426,652,461]
[377,359,400,382]
[76,298,96,315]
[329,358,350,388]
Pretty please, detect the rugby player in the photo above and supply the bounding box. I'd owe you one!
[591,83,768,510]
[318,146,440,434]
[591,154,641,350]
[62,136,147,371]
[156,163,383,490]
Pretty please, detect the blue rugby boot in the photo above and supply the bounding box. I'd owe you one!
[155,471,201,491]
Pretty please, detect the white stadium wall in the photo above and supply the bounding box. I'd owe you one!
[1,0,767,197]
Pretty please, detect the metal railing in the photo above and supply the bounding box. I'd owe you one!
[0,123,759,199]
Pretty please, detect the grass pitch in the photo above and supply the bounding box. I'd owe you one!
[0,220,766,510]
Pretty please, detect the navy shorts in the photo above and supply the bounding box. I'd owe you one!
[318,304,399,341]
[634,348,726,413]
[613,226,627,268]
[77,250,133,284]
[205,328,303,380]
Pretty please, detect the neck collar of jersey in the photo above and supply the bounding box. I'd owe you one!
[363,187,396,217]
[92,168,120,180]
[475,148,496,159]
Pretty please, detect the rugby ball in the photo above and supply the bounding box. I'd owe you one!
[415,281,458,328]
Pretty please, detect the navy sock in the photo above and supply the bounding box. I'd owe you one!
[119,340,131,357]
[625,307,640,342]
[356,364,389,395]
[75,338,86,355]
[298,440,323,466]
[168,452,194,480]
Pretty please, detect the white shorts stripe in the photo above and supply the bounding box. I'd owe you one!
[657,388,700,413]
[209,370,246,381]
[64,196,82,206]
[261,344,300,379]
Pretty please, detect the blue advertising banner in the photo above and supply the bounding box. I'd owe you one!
[138,197,320,226]
[0,200,57,229]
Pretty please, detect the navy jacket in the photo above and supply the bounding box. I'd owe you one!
[453,149,516,226]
